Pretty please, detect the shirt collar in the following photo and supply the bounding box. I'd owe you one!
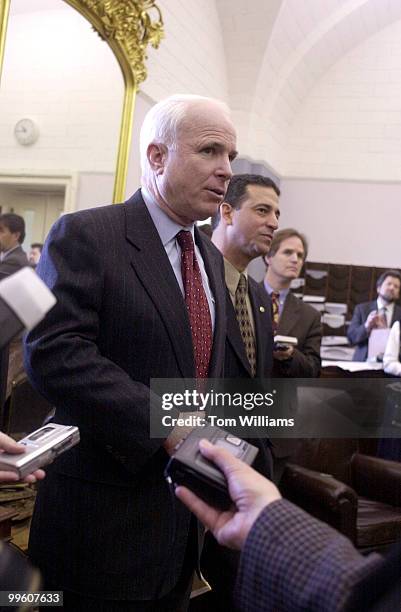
[264,279,289,302]
[141,186,195,246]
[377,297,394,312]
[0,244,19,260]
[224,258,248,299]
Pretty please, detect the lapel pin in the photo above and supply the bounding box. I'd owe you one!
[259,306,265,313]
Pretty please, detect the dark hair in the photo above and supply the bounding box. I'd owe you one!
[376,269,401,288]
[30,242,43,251]
[0,213,25,244]
[211,173,280,230]
[264,228,308,262]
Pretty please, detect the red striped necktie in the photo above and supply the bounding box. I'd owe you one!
[176,230,212,378]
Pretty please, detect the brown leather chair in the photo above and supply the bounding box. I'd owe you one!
[280,438,401,552]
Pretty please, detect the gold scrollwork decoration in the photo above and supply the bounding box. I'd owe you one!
[63,0,164,202]
[0,1,163,202]
[66,0,164,87]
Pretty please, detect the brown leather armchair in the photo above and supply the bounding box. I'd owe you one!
[280,439,401,552]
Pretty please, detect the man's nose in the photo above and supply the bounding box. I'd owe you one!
[268,214,279,230]
[216,156,233,180]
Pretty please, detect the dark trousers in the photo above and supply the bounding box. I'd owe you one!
[39,519,198,612]
[56,573,193,612]
[197,532,239,611]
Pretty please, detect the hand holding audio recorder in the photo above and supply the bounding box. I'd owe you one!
[0,424,80,480]
[165,424,258,510]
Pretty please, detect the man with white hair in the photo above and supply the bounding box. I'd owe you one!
[25,94,237,611]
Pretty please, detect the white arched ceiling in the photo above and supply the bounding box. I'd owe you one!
[216,0,282,132]
[285,17,401,180]
[217,0,401,177]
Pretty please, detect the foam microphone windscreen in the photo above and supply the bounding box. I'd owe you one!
[0,267,56,350]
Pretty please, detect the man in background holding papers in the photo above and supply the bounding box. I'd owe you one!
[262,228,322,482]
[348,269,401,361]
[263,228,321,378]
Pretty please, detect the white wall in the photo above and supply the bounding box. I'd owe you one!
[273,17,401,269]
[0,1,229,210]
[0,3,124,175]
[143,0,228,103]
[125,92,154,199]
[279,178,401,268]
[285,18,401,181]
[75,173,115,211]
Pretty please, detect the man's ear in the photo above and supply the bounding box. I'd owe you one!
[147,142,167,175]
[220,202,234,225]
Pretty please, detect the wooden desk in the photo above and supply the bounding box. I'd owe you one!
[322,360,386,379]
[0,506,18,540]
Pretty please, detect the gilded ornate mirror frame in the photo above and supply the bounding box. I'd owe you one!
[0,0,164,203]
[0,1,9,80]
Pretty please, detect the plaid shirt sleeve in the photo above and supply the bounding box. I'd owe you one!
[235,499,384,611]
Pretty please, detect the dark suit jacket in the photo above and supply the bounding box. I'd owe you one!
[347,300,401,361]
[263,290,322,461]
[225,276,274,380]
[200,277,274,606]
[235,498,391,612]
[0,245,28,277]
[24,190,227,600]
[224,275,274,477]
[275,291,322,378]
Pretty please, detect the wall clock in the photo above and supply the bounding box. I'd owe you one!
[14,118,39,146]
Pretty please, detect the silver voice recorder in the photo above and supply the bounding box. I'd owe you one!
[0,424,80,479]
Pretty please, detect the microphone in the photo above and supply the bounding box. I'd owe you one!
[0,267,56,350]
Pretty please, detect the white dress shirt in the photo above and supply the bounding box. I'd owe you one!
[377,297,395,328]
[384,321,401,376]
[141,186,215,331]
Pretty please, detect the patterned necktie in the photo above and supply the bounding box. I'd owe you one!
[235,274,256,377]
[176,230,212,379]
[271,291,280,333]
[378,306,388,328]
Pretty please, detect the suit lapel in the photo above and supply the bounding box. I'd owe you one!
[278,292,301,336]
[124,192,226,379]
[226,290,253,376]
[195,229,226,378]
[124,191,195,378]
[248,284,267,378]
[366,301,377,317]
[4,245,23,262]
[391,305,401,327]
